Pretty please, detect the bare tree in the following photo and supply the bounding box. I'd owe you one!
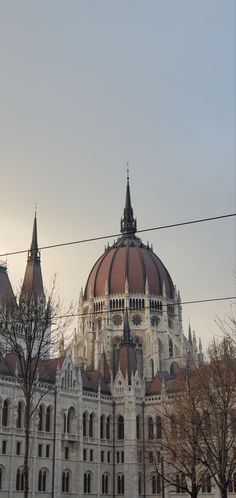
[152,369,207,498]
[196,337,236,498]
[0,284,72,498]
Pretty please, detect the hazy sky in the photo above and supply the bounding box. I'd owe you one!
[0,1,235,348]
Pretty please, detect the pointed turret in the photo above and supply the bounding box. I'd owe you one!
[118,309,137,383]
[99,351,111,383]
[188,323,192,345]
[21,213,44,299]
[120,170,137,235]
[0,262,15,305]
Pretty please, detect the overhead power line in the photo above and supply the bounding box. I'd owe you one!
[51,295,236,321]
[0,212,235,258]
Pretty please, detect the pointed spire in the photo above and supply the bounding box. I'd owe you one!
[120,168,137,236]
[21,212,44,299]
[117,309,137,383]
[28,210,40,263]
[188,323,192,345]
[121,308,134,345]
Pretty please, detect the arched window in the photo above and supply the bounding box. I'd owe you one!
[118,415,124,440]
[38,469,47,491]
[89,413,94,438]
[67,407,75,434]
[201,474,211,493]
[106,416,111,440]
[151,474,161,494]
[16,401,24,429]
[102,473,109,494]
[156,416,162,439]
[45,406,51,432]
[63,413,67,433]
[169,338,173,357]
[2,400,9,427]
[100,415,105,439]
[38,405,43,431]
[62,470,70,493]
[176,473,186,493]
[148,417,154,440]
[16,468,24,491]
[117,474,124,494]
[83,412,87,437]
[136,415,141,440]
[84,472,92,493]
[150,359,154,379]
[171,415,177,437]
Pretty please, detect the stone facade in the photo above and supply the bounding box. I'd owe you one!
[0,181,211,498]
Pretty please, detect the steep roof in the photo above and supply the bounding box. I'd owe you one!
[0,264,15,304]
[22,214,44,299]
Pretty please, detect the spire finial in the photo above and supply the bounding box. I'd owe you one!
[120,169,137,236]
[127,162,129,184]
[28,211,40,263]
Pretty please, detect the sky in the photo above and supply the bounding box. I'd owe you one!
[0,0,235,349]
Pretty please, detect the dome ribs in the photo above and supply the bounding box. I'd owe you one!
[107,245,120,296]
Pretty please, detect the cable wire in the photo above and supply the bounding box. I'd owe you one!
[0,212,235,258]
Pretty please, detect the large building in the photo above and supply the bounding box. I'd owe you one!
[0,179,203,498]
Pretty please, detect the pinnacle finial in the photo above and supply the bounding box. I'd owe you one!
[28,211,40,263]
[120,170,137,236]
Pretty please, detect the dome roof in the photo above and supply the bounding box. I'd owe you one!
[84,176,174,300]
[84,235,174,300]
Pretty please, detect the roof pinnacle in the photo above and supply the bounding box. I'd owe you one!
[120,168,137,236]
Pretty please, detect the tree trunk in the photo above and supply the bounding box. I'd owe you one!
[220,485,228,498]
[191,484,199,498]
[23,395,31,498]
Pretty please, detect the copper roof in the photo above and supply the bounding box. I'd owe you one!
[0,265,15,303]
[21,215,44,299]
[84,236,174,299]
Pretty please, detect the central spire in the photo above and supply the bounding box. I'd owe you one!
[120,167,137,236]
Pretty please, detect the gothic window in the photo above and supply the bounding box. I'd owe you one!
[152,474,161,494]
[168,318,173,329]
[100,415,105,439]
[176,473,186,493]
[62,470,70,493]
[148,417,154,440]
[16,401,24,429]
[150,359,154,379]
[113,315,122,326]
[156,416,162,439]
[83,412,87,437]
[106,416,111,440]
[89,413,95,438]
[117,415,124,440]
[201,474,211,493]
[67,407,75,434]
[38,469,47,491]
[136,415,141,440]
[16,468,24,491]
[132,314,142,326]
[117,474,124,494]
[63,413,67,433]
[45,406,51,432]
[169,338,173,357]
[102,473,109,494]
[2,400,9,427]
[84,472,92,493]
[38,405,44,431]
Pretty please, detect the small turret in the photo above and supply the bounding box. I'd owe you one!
[117,309,137,383]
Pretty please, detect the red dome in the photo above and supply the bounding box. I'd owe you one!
[84,236,174,300]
